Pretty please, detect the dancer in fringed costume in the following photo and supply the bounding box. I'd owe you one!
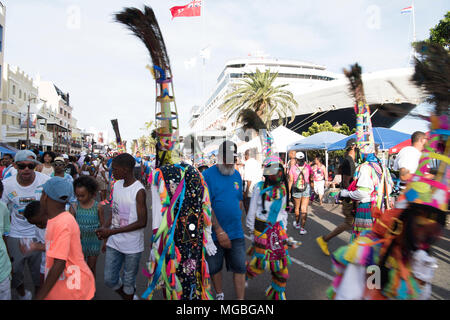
[242,110,299,300]
[328,42,449,300]
[113,6,216,300]
[103,119,126,207]
[339,64,394,242]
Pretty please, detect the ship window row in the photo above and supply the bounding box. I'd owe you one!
[206,78,229,108]
[246,63,325,70]
[230,73,334,81]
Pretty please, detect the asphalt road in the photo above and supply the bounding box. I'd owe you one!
[19,188,450,300]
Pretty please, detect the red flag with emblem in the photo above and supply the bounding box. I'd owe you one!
[170,0,201,19]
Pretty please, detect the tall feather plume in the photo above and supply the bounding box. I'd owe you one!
[114,6,172,78]
[412,41,450,116]
[111,119,122,144]
[238,109,267,132]
[343,63,367,105]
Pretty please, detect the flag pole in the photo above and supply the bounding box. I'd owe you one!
[201,0,207,144]
[199,0,206,159]
[408,0,417,65]
[412,0,416,44]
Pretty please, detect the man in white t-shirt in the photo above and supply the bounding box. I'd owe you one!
[243,148,262,213]
[393,131,428,184]
[96,153,147,300]
[1,150,50,300]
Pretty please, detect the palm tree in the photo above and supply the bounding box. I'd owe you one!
[220,68,298,129]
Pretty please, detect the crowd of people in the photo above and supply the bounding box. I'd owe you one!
[0,149,148,300]
[0,124,446,301]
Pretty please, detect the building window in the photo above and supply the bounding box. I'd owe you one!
[12,85,16,95]
[19,90,22,99]
[60,108,63,114]
[64,110,67,117]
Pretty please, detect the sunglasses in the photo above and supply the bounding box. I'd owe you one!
[17,163,37,170]
[53,162,66,167]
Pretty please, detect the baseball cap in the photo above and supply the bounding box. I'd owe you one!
[296,151,305,159]
[15,150,41,164]
[218,140,238,164]
[42,177,73,204]
[62,154,69,160]
[54,156,65,163]
[346,138,356,149]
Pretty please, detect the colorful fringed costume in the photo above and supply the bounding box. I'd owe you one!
[340,65,393,242]
[328,44,449,300]
[246,181,291,300]
[114,5,215,300]
[240,110,295,300]
[144,164,214,300]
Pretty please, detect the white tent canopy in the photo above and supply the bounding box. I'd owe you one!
[287,131,347,151]
[237,126,304,154]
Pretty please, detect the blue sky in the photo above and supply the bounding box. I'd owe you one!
[2,0,449,144]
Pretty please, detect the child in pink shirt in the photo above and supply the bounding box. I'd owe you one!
[28,177,95,300]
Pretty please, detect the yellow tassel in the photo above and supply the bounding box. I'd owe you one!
[146,65,156,79]
[344,242,359,263]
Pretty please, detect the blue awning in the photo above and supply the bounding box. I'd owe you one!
[207,150,218,157]
[328,127,410,151]
[0,146,16,155]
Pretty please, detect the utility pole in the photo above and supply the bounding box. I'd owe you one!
[26,97,34,149]
[26,97,46,150]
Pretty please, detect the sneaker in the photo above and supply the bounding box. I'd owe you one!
[216,293,224,300]
[299,228,307,235]
[133,294,140,300]
[292,221,300,230]
[316,236,330,256]
[18,289,32,300]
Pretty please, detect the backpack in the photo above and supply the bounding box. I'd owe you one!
[293,165,307,193]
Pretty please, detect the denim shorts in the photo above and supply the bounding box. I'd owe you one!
[292,183,311,199]
[206,238,246,275]
[7,237,42,289]
[104,246,142,295]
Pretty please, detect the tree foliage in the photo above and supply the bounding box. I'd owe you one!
[135,121,156,154]
[301,121,355,137]
[220,69,298,128]
[426,11,450,49]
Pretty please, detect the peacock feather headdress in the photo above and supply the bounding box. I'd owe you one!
[344,63,376,157]
[115,6,179,167]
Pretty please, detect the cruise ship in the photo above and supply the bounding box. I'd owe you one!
[186,57,425,153]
